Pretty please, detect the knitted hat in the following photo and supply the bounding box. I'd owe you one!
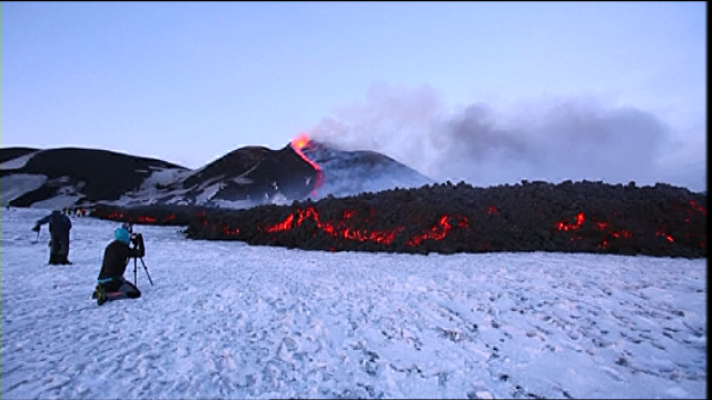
[114,226,131,244]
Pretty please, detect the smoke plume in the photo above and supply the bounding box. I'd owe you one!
[308,83,696,190]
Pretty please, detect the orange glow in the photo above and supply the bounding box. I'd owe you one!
[260,207,472,246]
[407,215,452,247]
[265,214,295,233]
[610,230,632,239]
[655,224,675,243]
[689,200,707,216]
[222,224,240,236]
[290,133,324,196]
[595,221,608,230]
[458,216,470,229]
[291,134,310,150]
[657,233,674,243]
[89,199,704,254]
[557,212,585,231]
[262,206,406,245]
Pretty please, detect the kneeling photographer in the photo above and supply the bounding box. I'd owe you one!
[93,224,145,306]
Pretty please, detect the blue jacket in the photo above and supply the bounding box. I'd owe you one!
[35,210,72,234]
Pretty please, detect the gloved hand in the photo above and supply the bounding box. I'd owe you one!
[31,225,40,232]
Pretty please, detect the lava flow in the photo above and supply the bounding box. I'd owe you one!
[291,133,323,196]
[262,206,406,245]
[90,180,706,258]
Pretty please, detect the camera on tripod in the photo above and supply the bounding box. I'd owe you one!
[130,232,142,245]
[121,223,153,288]
[124,223,143,247]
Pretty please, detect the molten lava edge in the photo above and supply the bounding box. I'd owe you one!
[89,180,707,258]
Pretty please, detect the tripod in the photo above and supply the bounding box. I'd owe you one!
[128,256,154,287]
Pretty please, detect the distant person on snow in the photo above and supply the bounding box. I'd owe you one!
[32,210,72,265]
[93,225,145,306]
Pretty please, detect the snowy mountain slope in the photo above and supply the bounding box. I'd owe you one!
[0,174,47,205]
[0,147,40,165]
[0,208,706,399]
[0,147,190,207]
[302,140,434,199]
[0,140,435,210]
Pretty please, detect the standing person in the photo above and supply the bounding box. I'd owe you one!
[93,225,145,306]
[32,210,72,265]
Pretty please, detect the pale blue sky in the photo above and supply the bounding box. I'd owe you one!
[1,2,706,190]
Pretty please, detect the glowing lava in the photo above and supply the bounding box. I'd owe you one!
[291,133,323,196]
[262,206,405,245]
[556,212,585,231]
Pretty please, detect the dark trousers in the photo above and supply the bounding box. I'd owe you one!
[101,277,141,300]
[49,232,70,264]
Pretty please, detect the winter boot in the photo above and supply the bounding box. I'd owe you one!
[93,284,108,306]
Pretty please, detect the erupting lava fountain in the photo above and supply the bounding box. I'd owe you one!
[290,133,323,195]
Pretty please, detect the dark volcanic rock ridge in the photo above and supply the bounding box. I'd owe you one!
[89,180,707,259]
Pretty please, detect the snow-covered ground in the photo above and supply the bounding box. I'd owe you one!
[1,208,706,399]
